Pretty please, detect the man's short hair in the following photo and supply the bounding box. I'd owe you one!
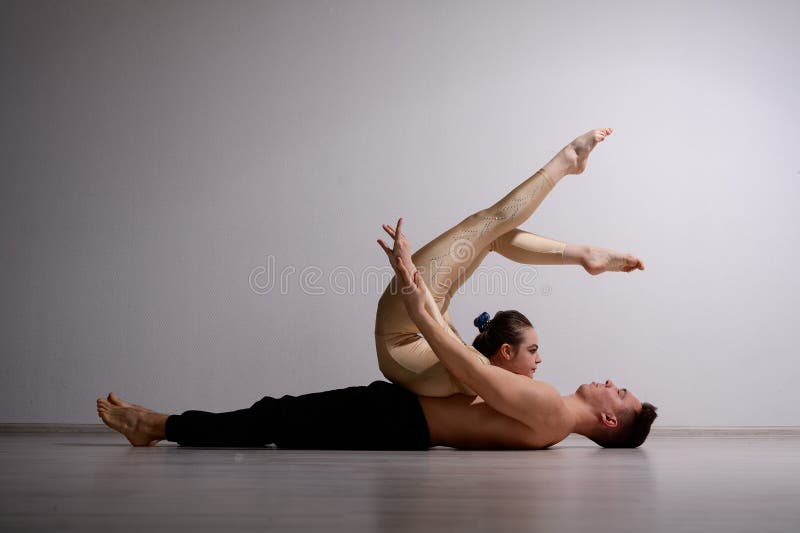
[590,402,658,448]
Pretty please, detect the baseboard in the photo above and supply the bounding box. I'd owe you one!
[650,426,800,437]
[0,423,113,433]
[1,423,800,437]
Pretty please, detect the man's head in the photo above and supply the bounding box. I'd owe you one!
[576,380,658,448]
[472,310,541,378]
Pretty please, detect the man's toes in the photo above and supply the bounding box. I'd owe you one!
[108,392,126,407]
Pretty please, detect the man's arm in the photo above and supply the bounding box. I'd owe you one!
[379,220,450,332]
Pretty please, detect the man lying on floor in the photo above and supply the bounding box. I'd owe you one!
[97,219,657,450]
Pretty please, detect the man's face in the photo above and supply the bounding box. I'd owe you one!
[576,379,642,415]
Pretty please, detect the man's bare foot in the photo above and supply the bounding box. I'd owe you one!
[553,128,613,177]
[582,245,644,275]
[107,392,152,413]
[96,395,167,446]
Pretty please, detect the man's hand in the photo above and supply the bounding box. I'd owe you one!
[377,218,426,317]
[378,217,416,275]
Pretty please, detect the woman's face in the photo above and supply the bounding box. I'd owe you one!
[494,326,541,378]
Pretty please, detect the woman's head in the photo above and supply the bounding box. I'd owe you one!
[472,310,541,378]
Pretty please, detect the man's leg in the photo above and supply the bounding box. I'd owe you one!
[97,382,431,450]
[96,394,168,446]
[257,381,429,450]
[98,393,271,447]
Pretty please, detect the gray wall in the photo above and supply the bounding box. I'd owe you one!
[2,0,798,425]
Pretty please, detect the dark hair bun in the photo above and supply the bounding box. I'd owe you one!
[473,311,491,333]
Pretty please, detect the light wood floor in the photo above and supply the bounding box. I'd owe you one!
[1,432,798,532]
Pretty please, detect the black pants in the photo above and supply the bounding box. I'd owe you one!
[164,380,430,450]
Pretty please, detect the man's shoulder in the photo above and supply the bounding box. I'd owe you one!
[528,379,563,400]
[525,380,569,421]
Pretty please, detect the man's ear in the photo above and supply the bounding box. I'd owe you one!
[601,412,618,429]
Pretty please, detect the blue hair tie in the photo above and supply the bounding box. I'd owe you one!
[474,311,491,333]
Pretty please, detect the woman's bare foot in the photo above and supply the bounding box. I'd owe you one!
[545,128,613,179]
[96,395,167,446]
[582,245,644,275]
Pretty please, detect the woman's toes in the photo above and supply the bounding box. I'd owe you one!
[596,128,612,140]
[622,255,644,272]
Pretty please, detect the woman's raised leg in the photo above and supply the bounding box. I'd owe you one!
[491,229,645,275]
[410,128,614,310]
[375,128,614,396]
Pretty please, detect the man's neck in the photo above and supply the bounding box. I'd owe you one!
[561,394,597,437]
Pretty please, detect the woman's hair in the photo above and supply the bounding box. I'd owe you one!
[471,310,533,357]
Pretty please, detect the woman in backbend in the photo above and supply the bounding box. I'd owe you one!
[375,128,644,397]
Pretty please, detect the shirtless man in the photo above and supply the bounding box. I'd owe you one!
[97,223,657,449]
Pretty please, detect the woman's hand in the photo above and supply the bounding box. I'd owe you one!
[377,218,427,317]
